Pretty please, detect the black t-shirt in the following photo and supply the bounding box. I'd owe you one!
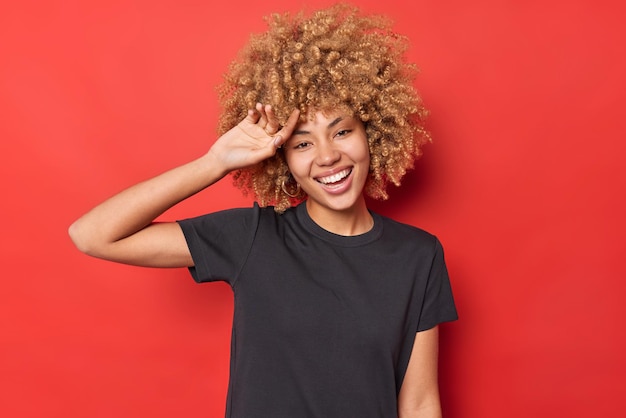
[178,202,457,418]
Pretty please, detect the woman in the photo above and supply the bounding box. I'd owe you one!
[69,4,457,417]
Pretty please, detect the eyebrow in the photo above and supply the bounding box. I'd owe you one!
[292,116,345,136]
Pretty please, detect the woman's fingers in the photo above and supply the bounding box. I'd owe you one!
[273,108,301,148]
[255,103,270,134]
[255,103,281,136]
[246,107,261,124]
[255,102,266,124]
[264,105,279,135]
[241,104,299,150]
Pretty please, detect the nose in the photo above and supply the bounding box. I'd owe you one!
[315,139,341,166]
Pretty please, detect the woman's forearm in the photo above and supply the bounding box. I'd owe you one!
[68,151,223,258]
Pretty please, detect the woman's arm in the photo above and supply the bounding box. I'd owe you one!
[397,326,442,418]
[68,105,299,268]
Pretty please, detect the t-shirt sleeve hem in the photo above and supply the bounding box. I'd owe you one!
[176,219,211,283]
[416,312,459,332]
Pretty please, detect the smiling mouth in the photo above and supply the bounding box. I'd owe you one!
[316,168,352,185]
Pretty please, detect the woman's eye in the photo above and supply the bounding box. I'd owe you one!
[294,142,310,149]
[335,129,351,138]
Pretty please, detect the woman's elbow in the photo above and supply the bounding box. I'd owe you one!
[68,219,99,256]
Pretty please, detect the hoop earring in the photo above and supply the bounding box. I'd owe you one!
[281,178,301,198]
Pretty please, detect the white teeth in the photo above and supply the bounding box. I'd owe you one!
[317,169,351,184]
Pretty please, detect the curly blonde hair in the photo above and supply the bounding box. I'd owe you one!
[217,3,430,212]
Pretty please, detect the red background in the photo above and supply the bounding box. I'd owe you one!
[2,0,625,417]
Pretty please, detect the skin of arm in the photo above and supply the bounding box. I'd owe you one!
[397,326,443,418]
[68,105,300,268]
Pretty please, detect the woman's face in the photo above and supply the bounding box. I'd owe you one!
[283,111,370,220]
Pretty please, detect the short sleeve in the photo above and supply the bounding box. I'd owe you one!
[176,205,260,285]
[416,238,458,331]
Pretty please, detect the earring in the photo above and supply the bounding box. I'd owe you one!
[281,178,301,198]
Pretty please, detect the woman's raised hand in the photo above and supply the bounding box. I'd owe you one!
[208,103,300,175]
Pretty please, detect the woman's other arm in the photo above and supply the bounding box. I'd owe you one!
[397,326,442,418]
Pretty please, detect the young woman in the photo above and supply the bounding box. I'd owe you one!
[69,4,457,417]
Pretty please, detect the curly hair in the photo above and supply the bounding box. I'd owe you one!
[217,3,430,212]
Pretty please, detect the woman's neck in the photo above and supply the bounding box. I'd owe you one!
[305,198,373,236]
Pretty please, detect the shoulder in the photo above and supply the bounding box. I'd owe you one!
[178,204,269,233]
[375,212,440,249]
[177,203,300,232]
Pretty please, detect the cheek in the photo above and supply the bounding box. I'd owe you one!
[364,144,371,162]
[358,141,371,165]
[284,153,306,179]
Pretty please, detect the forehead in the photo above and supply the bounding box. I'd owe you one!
[296,109,359,129]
